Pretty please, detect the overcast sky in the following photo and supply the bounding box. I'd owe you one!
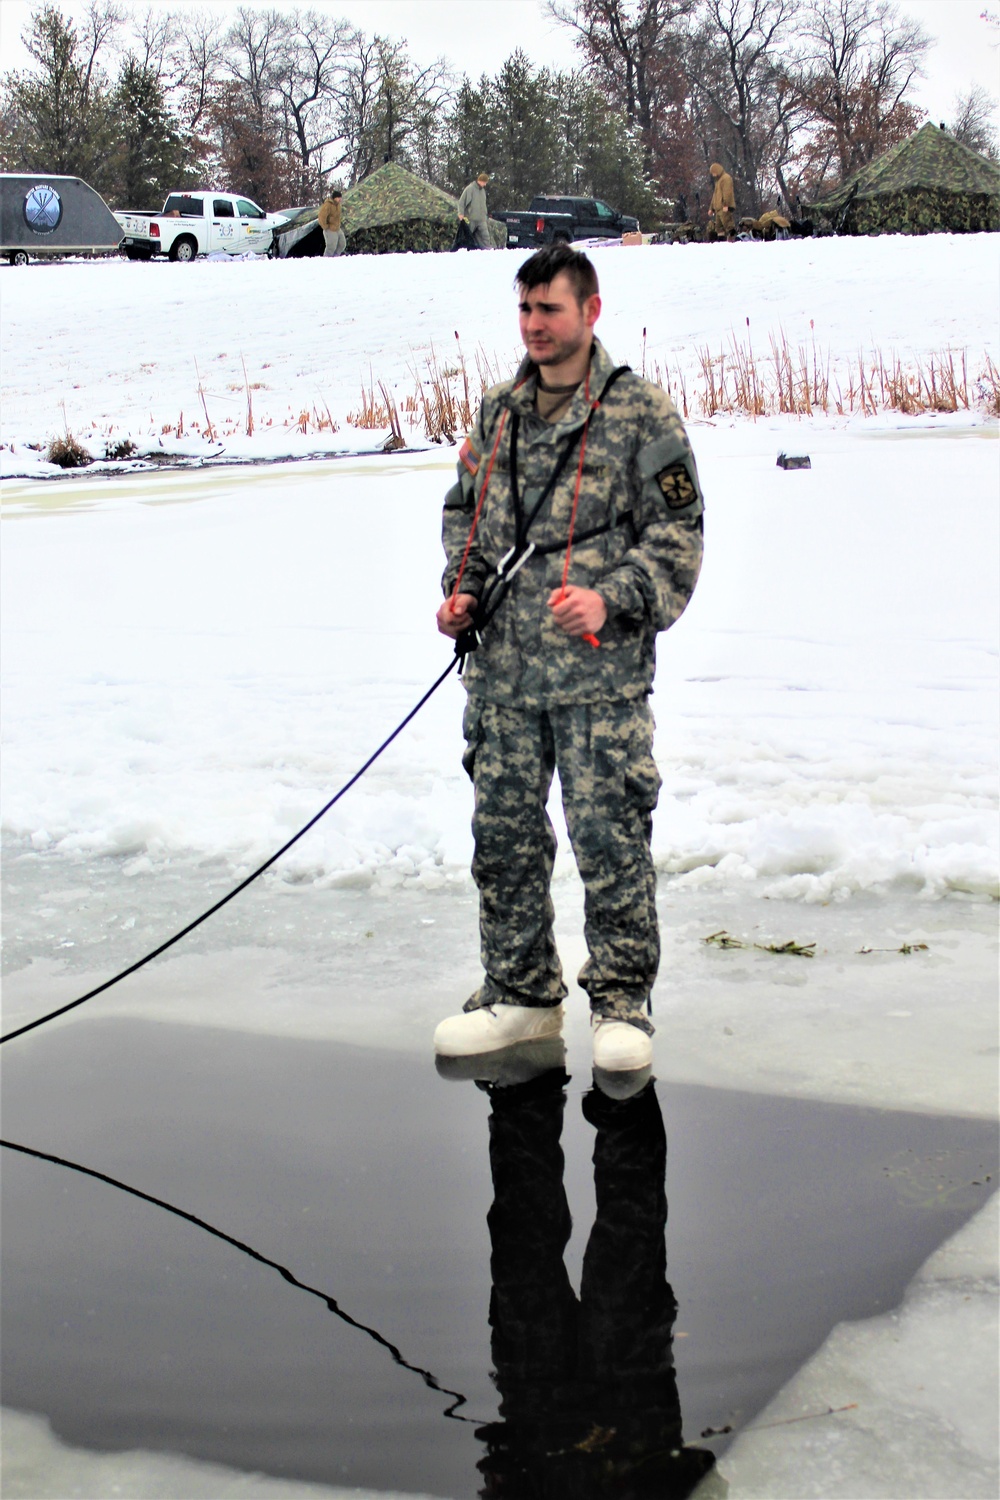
[1,0,997,127]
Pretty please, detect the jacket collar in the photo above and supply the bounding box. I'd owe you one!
[503,338,619,428]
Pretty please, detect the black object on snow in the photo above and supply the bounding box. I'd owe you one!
[777,453,812,469]
[452,218,474,251]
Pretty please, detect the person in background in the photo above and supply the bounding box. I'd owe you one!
[318,189,345,256]
[706,163,735,241]
[458,172,492,249]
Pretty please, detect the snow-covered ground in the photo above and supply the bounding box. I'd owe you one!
[2,236,998,1500]
[1,231,997,470]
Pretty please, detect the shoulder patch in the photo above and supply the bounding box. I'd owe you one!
[656,461,698,509]
[459,436,481,478]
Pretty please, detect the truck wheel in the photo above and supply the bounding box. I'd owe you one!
[9,249,29,267]
[170,236,198,263]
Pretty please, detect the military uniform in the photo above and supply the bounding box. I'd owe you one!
[442,339,703,1033]
[707,163,736,240]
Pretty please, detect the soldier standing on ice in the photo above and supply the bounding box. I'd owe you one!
[434,245,704,1073]
[457,172,492,249]
[706,162,735,240]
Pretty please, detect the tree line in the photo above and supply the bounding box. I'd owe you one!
[1,1,996,222]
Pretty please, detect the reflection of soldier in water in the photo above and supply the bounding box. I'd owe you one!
[475,1067,718,1499]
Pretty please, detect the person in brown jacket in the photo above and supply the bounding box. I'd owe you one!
[707,163,735,241]
[318,190,345,256]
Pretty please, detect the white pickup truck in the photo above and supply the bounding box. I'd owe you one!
[116,191,286,262]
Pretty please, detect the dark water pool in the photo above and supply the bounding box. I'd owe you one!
[2,1017,996,1498]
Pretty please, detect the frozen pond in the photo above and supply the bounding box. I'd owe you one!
[2,439,998,1498]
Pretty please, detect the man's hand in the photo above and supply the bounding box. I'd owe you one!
[458,214,468,222]
[547,586,607,638]
[437,592,478,639]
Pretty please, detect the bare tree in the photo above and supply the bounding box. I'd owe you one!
[174,8,227,132]
[794,0,929,180]
[685,0,797,213]
[77,0,126,107]
[227,5,286,128]
[340,32,452,183]
[270,9,356,192]
[126,5,182,82]
[950,84,999,159]
[548,0,699,174]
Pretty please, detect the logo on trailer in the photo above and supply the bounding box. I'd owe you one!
[24,184,62,234]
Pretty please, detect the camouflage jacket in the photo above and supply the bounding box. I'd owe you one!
[442,339,703,707]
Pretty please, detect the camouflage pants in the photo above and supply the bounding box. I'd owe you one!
[462,697,661,1033]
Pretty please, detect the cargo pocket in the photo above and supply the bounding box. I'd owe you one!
[461,697,485,782]
[623,701,661,814]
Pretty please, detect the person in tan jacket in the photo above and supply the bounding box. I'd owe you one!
[318,190,345,256]
[707,163,735,240]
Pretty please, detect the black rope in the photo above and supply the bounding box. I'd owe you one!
[1,656,460,1046]
[1,1138,477,1422]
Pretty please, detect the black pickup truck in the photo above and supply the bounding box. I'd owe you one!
[497,195,639,249]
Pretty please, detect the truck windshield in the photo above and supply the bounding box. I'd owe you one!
[163,195,204,217]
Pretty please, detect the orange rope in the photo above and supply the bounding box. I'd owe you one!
[449,409,509,609]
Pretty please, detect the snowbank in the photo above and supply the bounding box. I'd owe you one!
[709,1192,999,1499]
[3,422,996,903]
[0,1407,442,1500]
[1,233,997,462]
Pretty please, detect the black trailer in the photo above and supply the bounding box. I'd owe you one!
[1,174,123,265]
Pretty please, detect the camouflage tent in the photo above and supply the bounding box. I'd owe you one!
[270,163,506,256]
[809,122,1000,235]
[343,161,506,254]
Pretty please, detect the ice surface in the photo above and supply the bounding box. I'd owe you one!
[1,1407,446,1500]
[706,1191,999,1499]
[3,428,996,906]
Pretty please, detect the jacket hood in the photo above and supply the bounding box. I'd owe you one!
[710,163,724,177]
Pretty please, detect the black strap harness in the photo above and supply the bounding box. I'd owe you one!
[457,364,631,662]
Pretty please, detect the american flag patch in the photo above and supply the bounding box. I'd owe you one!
[459,436,481,477]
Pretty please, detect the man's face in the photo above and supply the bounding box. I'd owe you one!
[518,272,601,368]
[477,175,488,186]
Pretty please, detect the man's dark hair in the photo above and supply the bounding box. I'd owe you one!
[515,244,599,305]
[332,190,342,200]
